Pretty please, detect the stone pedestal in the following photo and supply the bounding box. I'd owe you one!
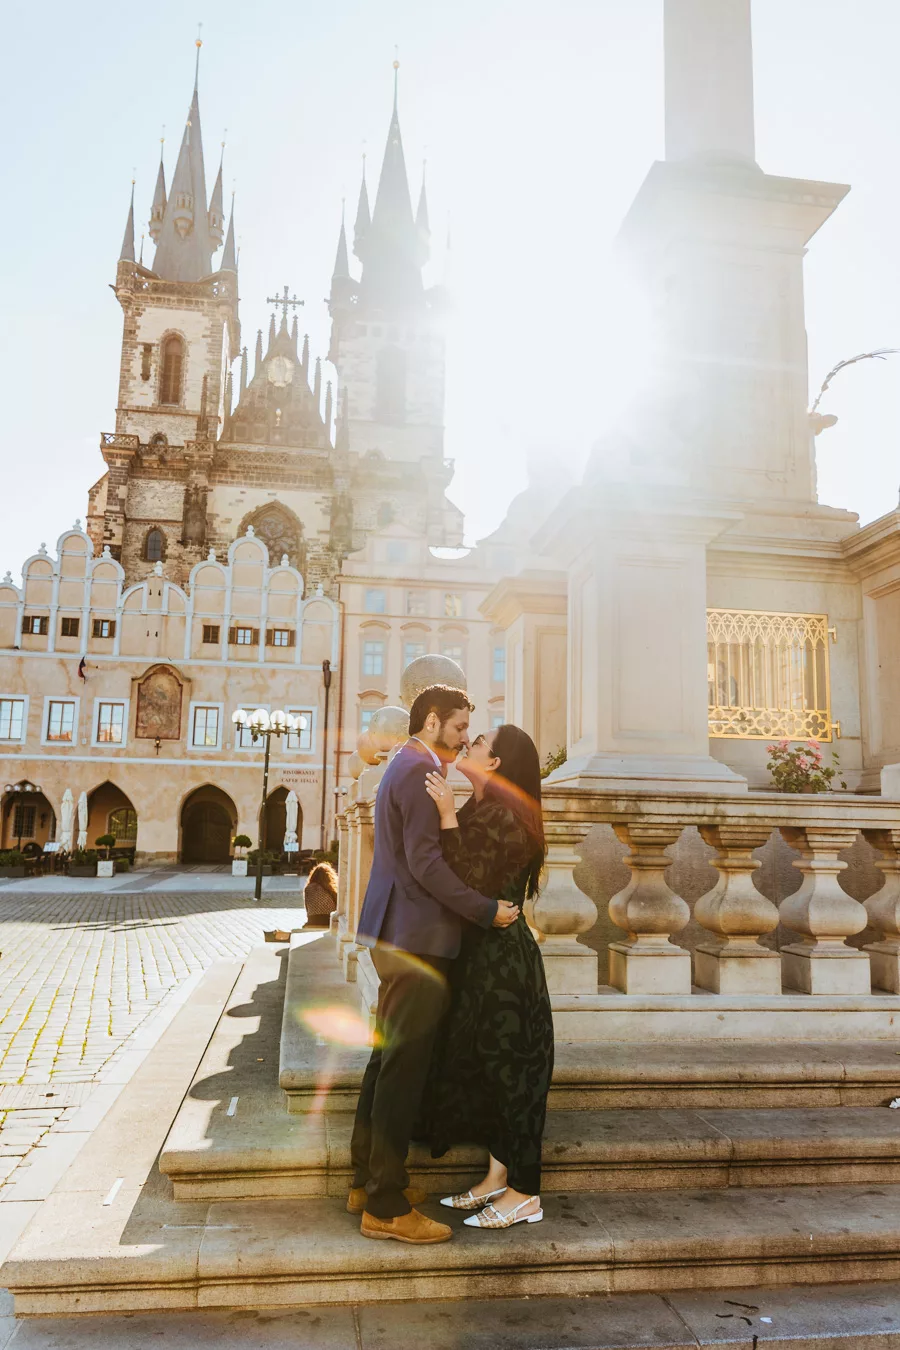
[530,822,598,994]
[693,824,781,994]
[541,489,748,797]
[863,828,900,994]
[779,827,870,996]
[607,824,692,994]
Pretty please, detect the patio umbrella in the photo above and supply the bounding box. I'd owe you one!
[76,791,88,849]
[59,788,75,850]
[283,790,299,850]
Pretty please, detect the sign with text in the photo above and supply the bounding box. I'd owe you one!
[280,768,321,788]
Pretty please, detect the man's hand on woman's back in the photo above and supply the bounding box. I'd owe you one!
[492,900,519,928]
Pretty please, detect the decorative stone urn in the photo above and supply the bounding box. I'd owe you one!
[399,654,467,710]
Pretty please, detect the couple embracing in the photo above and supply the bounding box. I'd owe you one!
[347,684,554,1244]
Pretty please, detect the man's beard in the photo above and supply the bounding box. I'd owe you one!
[433,725,457,757]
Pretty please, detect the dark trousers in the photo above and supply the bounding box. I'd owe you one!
[350,946,451,1219]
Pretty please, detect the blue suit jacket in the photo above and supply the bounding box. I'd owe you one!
[355,740,499,958]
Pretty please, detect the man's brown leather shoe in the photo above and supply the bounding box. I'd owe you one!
[360,1208,452,1244]
[347,1185,427,1215]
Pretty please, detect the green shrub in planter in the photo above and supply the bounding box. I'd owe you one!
[0,849,26,877]
[115,858,130,873]
[233,834,253,854]
[95,833,117,858]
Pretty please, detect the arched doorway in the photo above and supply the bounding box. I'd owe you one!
[1,783,55,851]
[180,786,237,864]
[87,782,138,851]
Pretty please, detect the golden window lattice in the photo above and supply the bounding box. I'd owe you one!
[707,608,835,741]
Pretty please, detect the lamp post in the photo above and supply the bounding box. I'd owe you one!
[231,708,308,903]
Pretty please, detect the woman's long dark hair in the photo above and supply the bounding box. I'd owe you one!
[484,724,546,899]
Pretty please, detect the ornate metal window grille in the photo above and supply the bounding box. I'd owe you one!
[707,609,835,741]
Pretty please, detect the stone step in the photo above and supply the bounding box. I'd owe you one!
[166,957,900,1197]
[20,1281,900,1350]
[281,937,900,1111]
[8,942,900,1318]
[159,938,900,1202]
[8,1182,900,1315]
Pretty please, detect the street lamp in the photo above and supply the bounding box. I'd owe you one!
[231,708,309,902]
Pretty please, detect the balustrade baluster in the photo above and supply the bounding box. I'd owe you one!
[694,824,781,993]
[607,823,692,994]
[530,821,598,994]
[779,826,870,995]
[863,828,900,994]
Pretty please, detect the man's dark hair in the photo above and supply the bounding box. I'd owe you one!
[408,684,474,736]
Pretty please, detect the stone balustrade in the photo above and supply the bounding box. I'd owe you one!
[541,788,900,997]
[334,781,900,1001]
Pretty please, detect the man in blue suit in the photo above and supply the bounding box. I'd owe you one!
[349,685,520,1245]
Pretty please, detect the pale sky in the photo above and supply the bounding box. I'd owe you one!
[2,0,899,575]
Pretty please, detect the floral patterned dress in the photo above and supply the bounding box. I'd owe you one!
[424,793,554,1195]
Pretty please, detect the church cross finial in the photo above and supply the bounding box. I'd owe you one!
[194,23,203,90]
[266,285,305,323]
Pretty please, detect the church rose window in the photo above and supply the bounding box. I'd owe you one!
[159,335,185,406]
[247,509,302,569]
[707,609,835,740]
[145,528,165,562]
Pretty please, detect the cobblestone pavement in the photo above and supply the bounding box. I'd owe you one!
[0,886,305,1191]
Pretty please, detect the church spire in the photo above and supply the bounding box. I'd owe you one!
[329,203,356,313]
[149,143,167,243]
[415,165,430,266]
[353,156,370,261]
[358,60,423,311]
[119,181,136,262]
[220,194,237,272]
[150,43,215,282]
[208,145,225,250]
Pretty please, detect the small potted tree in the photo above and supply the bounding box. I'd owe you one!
[0,850,26,879]
[95,834,116,878]
[232,835,252,877]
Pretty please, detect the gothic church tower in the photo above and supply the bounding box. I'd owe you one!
[87,42,240,578]
[327,66,462,545]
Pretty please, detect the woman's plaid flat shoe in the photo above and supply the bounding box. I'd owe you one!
[463,1197,543,1228]
[439,1186,506,1211]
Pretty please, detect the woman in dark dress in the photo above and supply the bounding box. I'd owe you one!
[422,723,553,1231]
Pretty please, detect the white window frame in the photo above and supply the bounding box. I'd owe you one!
[188,700,224,751]
[362,638,386,678]
[271,628,292,648]
[91,697,129,749]
[365,589,387,615]
[441,643,465,664]
[403,640,427,669]
[0,694,29,744]
[41,695,80,748]
[234,626,255,646]
[233,704,269,751]
[286,707,316,753]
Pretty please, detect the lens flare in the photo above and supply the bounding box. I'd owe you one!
[299,1003,377,1048]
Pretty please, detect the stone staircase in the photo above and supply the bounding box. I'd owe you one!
[4,934,900,1317]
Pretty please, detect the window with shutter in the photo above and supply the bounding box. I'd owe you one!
[60,617,80,638]
[92,619,116,639]
[227,627,237,644]
[202,624,220,644]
